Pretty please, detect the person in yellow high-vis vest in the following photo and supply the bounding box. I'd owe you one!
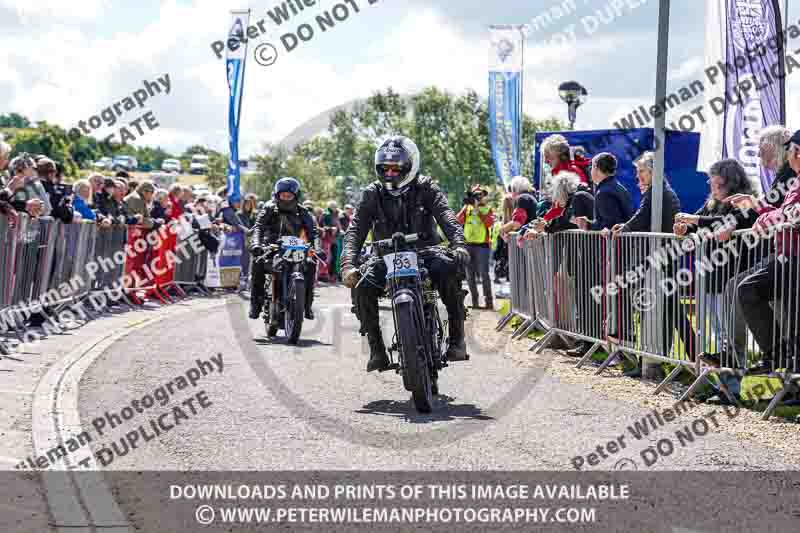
[456,185,496,309]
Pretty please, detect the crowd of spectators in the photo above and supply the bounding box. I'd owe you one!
[0,133,364,296]
[304,199,353,283]
[494,128,800,402]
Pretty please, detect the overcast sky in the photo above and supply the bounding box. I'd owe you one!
[2,0,798,157]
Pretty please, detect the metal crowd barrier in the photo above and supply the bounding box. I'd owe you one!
[0,212,217,358]
[530,231,611,364]
[591,232,698,388]
[495,232,529,332]
[88,223,135,310]
[173,230,210,295]
[509,236,539,340]
[0,213,16,354]
[519,237,545,336]
[682,225,800,419]
[503,222,800,419]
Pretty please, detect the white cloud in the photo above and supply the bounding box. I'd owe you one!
[0,0,708,159]
[668,56,703,81]
[0,0,109,21]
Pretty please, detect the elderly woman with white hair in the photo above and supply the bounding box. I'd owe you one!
[525,171,594,238]
[609,151,685,377]
[150,188,171,227]
[500,175,538,238]
[728,125,796,214]
[72,179,98,221]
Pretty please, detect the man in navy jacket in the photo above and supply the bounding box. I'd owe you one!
[573,152,633,231]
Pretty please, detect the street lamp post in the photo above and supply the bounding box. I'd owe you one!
[558,81,588,130]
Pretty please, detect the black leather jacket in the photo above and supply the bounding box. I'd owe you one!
[251,200,318,248]
[341,176,465,271]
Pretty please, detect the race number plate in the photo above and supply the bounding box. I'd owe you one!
[384,251,419,278]
[281,236,307,262]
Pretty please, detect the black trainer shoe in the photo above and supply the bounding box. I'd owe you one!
[699,352,722,367]
[305,308,315,320]
[623,366,642,378]
[706,393,741,406]
[565,342,591,358]
[746,358,774,375]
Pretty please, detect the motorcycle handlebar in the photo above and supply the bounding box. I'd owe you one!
[372,232,420,249]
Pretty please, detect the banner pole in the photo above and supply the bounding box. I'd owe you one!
[644,0,670,380]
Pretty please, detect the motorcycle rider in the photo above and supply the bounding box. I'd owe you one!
[340,136,471,372]
[249,177,318,324]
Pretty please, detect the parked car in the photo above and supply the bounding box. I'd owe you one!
[112,155,138,171]
[151,172,177,189]
[162,158,182,173]
[189,154,209,175]
[93,157,113,169]
[191,184,210,197]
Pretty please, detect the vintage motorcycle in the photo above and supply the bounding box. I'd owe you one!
[260,235,311,344]
[358,232,450,413]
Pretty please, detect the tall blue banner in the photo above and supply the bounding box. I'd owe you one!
[489,26,524,191]
[225,9,250,205]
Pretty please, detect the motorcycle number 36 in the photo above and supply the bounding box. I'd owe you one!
[384,252,419,278]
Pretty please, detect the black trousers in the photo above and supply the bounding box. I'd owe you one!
[354,249,465,336]
[251,252,316,312]
[572,242,604,340]
[738,257,797,355]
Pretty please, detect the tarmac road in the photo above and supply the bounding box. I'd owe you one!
[77,284,795,473]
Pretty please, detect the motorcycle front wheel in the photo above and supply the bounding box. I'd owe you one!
[285,277,305,345]
[395,301,433,413]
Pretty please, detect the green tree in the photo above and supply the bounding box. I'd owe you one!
[0,113,31,128]
[286,156,335,203]
[206,152,228,191]
[246,143,289,200]
[11,121,80,176]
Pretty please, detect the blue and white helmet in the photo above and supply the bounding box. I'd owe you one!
[374,136,420,196]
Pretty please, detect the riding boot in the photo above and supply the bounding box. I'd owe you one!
[305,259,316,320]
[366,329,390,372]
[250,259,267,319]
[446,318,469,361]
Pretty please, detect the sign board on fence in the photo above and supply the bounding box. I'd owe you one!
[204,230,243,288]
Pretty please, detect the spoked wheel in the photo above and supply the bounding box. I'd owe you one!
[285,278,305,345]
[395,303,433,413]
